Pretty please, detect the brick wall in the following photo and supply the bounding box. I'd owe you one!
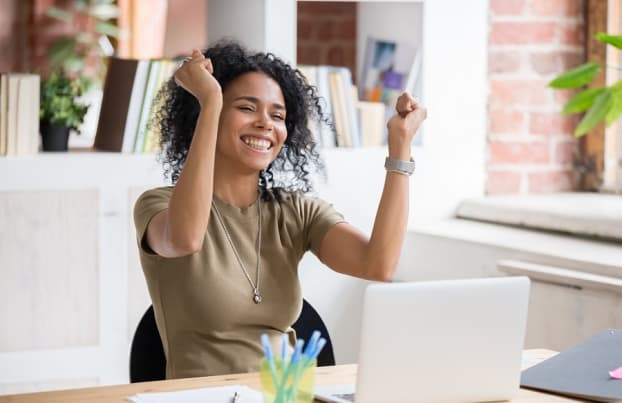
[0,0,33,72]
[487,0,586,194]
[0,0,82,75]
[297,1,357,81]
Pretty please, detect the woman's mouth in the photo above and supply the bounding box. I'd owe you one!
[241,136,272,152]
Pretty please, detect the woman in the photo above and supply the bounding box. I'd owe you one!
[134,41,426,379]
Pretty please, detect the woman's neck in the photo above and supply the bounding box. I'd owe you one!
[213,171,260,207]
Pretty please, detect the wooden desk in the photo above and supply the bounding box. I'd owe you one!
[0,349,584,403]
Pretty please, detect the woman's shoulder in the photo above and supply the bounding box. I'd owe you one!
[134,186,174,213]
[138,186,174,201]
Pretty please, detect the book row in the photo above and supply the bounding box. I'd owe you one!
[0,74,40,156]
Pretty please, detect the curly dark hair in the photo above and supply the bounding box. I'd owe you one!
[152,40,330,201]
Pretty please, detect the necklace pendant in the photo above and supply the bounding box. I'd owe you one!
[253,292,262,304]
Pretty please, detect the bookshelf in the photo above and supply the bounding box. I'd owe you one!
[0,0,489,394]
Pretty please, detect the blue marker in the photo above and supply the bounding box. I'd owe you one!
[260,334,279,388]
[310,338,326,362]
[303,330,321,359]
[281,333,289,363]
[280,333,290,385]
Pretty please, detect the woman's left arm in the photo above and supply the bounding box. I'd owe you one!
[318,93,427,282]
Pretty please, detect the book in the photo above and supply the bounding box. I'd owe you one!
[316,65,337,148]
[133,60,161,153]
[94,58,144,152]
[14,74,40,156]
[0,74,8,156]
[327,67,360,148]
[143,59,177,154]
[328,70,348,147]
[121,59,149,153]
[296,64,323,147]
[6,75,20,156]
[521,329,622,402]
[357,101,385,147]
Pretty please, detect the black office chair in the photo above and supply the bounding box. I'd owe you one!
[292,299,336,367]
[129,305,166,383]
[129,299,336,383]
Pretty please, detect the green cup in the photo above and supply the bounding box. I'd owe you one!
[260,357,316,403]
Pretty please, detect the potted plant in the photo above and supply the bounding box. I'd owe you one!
[39,71,89,151]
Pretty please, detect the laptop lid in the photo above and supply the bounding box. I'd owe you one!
[352,276,530,403]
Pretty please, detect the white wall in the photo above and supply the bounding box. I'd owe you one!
[300,0,489,364]
[207,0,296,63]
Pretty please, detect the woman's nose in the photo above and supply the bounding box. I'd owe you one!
[254,114,273,130]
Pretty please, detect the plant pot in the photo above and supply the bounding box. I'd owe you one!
[40,121,70,151]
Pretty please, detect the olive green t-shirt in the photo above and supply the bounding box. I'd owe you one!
[133,187,346,379]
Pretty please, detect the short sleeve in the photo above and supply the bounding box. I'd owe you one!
[295,194,347,256]
[133,186,173,254]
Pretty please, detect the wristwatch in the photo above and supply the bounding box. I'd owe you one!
[384,157,416,176]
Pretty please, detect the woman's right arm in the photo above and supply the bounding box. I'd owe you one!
[146,49,222,258]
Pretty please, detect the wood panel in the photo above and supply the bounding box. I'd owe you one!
[0,190,99,351]
[582,0,608,190]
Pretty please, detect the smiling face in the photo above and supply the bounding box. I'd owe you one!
[215,72,288,174]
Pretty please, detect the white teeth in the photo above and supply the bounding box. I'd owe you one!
[242,137,270,150]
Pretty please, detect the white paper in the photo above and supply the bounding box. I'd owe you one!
[127,384,263,403]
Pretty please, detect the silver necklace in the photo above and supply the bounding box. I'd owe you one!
[211,196,263,304]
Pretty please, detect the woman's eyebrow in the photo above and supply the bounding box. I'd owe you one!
[234,96,285,110]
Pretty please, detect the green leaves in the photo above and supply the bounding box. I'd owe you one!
[562,88,605,114]
[44,0,123,89]
[575,90,612,135]
[550,32,622,136]
[548,62,600,89]
[595,33,622,49]
[40,72,90,133]
[569,86,622,136]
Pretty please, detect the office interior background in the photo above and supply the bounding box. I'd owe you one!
[0,0,621,395]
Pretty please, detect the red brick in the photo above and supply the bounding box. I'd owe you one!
[529,112,579,135]
[297,19,313,40]
[489,140,550,164]
[530,51,584,75]
[297,2,356,16]
[554,140,577,164]
[490,108,525,133]
[336,17,356,40]
[297,44,320,65]
[560,23,585,46]
[489,51,522,74]
[327,45,345,66]
[530,0,584,17]
[527,170,575,192]
[490,22,556,45]
[318,20,335,41]
[490,79,550,106]
[490,0,526,16]
[486,170,523,194]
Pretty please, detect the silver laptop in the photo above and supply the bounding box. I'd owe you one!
[315,276,530,403]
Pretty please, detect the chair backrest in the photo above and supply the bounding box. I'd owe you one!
[292,299,336,367]
[129,299,335,382]
[129,305,166,382]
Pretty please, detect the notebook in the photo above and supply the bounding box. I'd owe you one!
[521,329,622,402]
[315,276,531,403]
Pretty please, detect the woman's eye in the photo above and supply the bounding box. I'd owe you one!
[272,114,284,120]
[239,106,254,112]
